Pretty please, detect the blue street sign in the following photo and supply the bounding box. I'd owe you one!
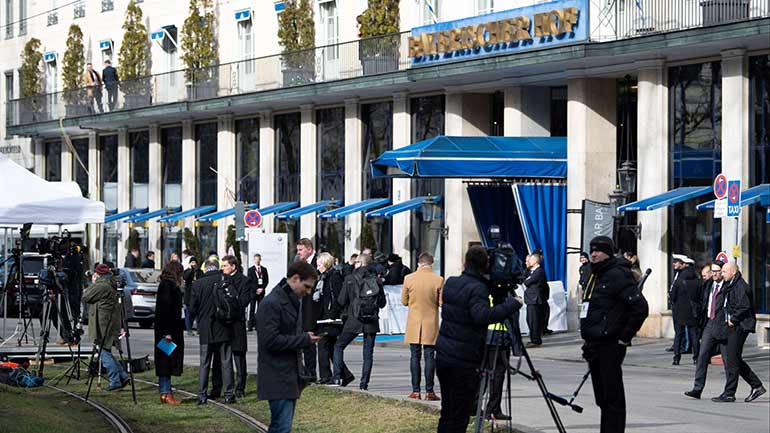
[274,2,285,12]
[99,39,112,50]
[235,9,250,21]
[151,31,164,40]
[43,52,56,63]
[727,180,741,217]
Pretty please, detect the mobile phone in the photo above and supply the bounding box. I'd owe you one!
[317,331,329,338]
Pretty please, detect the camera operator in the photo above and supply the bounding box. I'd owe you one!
[63,242,85,320]
[580,236,648,433]
[435,245,522,433]
[82,263,129,391]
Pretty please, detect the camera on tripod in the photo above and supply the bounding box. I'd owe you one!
[486,225,525,294]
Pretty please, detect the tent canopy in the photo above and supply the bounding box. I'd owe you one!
[370,136,567,179]
[0,154,105,224]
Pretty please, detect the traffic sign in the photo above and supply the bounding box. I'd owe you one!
[727,180,741,217]
[713,174,728,199]
[715,251,729,264]
[244,209,262,228]
[714,199,727,218]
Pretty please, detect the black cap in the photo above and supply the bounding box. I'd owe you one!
[589,236,614,256]
[387,253,401,262]
[580,251,589,260]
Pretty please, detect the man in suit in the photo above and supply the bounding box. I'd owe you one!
[221,255,253,398]
[83,63,103,113]
[102,60,119,111]
[247,253,269,331]
[295,238,319,381]
[524,253,548,347]
[402,252,443,401]
[719,262,766,403]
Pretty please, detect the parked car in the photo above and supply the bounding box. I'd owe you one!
[119,268,161,329]
[0,253,49,318]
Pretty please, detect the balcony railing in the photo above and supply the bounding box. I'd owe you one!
[6,32,412,127]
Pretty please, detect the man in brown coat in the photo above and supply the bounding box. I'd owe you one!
[402,252,443,401]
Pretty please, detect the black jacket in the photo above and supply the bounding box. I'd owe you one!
[671,266,700,326]
[256,279,312,401]
[298,255,319,332]
[124,253,139,268]
[225,270,253,352]
[523,266,548,305]
[247,265,269,303]
[341,262,355,278]
[183,267,204,306]
[338,266,386,335]
[189,270,232,345]
[435,269,521,369]
[316,268,344,336]
[578,262,590,289]
[383,261,411,286]
[154,279,185,377]
[724,272,757,333]
[700,279,729,339]
[141,259,155,269]
[102,66,119,86]
[580,257,649,344]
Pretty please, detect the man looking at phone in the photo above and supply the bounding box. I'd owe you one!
[257,261,321,433]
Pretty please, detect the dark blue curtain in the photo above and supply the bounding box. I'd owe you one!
[466,185,528,263]
[514,184,567,285]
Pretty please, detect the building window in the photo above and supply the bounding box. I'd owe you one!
[130,130,149,208]
[195,122,218,207]
[362,102,393,253]
[490,91,503,136]
[410,95,445,273]
[101,0,113,12]
[749,54,770,313]
[421,0,439,25]
[275,112,301,252]
[668,62,722,280]
[476,0,493,15]
[161,127,182,208]
[47,11,58,26]
[5,0,14,39]
[72,138,88,197]
[238,20,254,82]
[235,118,260,204]
[4,71,13,101]
[550,86,568,136]
[74,0,85,19]
[319,0,339,60]
[316,107,345,258]
[18,0,26,35]
[100,135,118,210]
[45,140,61,181]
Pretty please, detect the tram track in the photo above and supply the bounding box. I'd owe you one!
[44,383,134,433]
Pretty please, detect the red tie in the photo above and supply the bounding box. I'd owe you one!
[709,283,720,320]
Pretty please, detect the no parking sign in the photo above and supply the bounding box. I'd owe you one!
[244,210,262,228]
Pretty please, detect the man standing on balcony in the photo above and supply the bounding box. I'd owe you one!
[84,63,103,113]
[102,60,119,111]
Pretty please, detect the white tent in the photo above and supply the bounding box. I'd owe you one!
[0,153,104,224]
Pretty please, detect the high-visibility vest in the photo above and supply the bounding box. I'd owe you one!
[488,295,508,332]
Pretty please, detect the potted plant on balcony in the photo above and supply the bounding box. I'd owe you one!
[277,0,315,87]
[19,38,43,124]
[118,0,151,109]
[181,0,219,100]
[62,24,88,117]
[358,0,400,75]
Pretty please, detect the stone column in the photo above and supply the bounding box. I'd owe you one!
[33,139,45,177]
[88,132,100,264]
[566,77,617,330]
[217,114,236,255]
[61,141,73,182]
[344,98,362,257]
[503,86,551,136]
[116,128,130,265]
[720,49,750,270]
[181,120,196,248]
[300,104,317,241]
[636,60,669,338]
[391,92,411,264]
[148,124,162,255]
[259,110,275,233]
[444,91,466,277]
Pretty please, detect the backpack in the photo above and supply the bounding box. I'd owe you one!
[351,273,382,324]
[213,276,240,324]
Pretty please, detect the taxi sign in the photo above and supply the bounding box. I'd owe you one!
[727,180,741,217]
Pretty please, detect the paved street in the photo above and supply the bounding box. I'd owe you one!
[122,326,770,433]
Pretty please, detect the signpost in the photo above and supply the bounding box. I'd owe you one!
[727,180,741,217]
[244,209,262,228]
[713,173,728,218]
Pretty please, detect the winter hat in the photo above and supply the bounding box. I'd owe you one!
[589,236,614,257]
[95,263,111,275]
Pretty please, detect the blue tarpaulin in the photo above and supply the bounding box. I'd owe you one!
[696,184,770,210]
[366,196,441,219]
[370,136,567,179]
[275,200,342,220]
[467,185,529,265]
[513,184,567,285]
[318,198,391,220]
[617,186,712,212]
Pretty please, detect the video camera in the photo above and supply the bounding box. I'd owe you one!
[486,225,525,295]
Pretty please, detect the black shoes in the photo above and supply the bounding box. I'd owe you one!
[745,386,767,403]
[684,390,702,399]
[490,413,512,421]
[342,375,356,387]
[665,346,674,352]
[197,397,208,405]
[359,384,368,391]
[672,358,680,366]
[224,396,237,404]
[207,392,221,399]
[525,342,542,348]
[235,391,245,399]
[711,394,736,403]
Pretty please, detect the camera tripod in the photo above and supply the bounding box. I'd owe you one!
[0,256,38,348]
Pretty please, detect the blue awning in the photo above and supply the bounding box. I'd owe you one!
[158,205,217,223]
[370,136,567,179]
[105,207,148,224]
[275,200,342,220]
[196,203,258,222]
[366,196,441,219]
[125,207,182,223]
[696,184,770,210]
[257,201,300,216]
[617,186,712,212]
[106,208,118,216]
[318,198,391,220]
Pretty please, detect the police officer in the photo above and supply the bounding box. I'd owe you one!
[580,236,648,433]
[483,290,512,421]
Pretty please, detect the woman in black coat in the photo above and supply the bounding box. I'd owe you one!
[155,261,185,405]
[314,252,344,384]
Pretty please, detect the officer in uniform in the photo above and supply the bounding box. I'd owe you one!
[580,236,649,433]
[483,293,512,421]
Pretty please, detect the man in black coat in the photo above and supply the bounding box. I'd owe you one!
[102,60,119,111]
[247,253,269,331]
[341,253,358,278]
[183,257,204,336]
[523,253,548,347]
[719,262,766,403]
[141,251,156,269]
[331,254,386,390]
[190,259,235,404]
[670,256,701,365]
[580,236,648,433]
[578,251,590,295]
[295,238,319,380]
[222,255,253,398]
[383,253,411,285]
[257,261,321,433]
[124,248,140,268]
[435,246,522,433]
